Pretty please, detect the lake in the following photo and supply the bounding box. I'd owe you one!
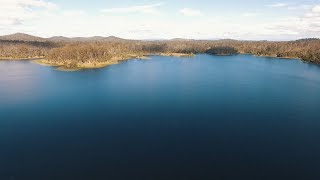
[1,54,320,180]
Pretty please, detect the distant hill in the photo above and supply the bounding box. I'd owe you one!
[0,33,128,42]
[220,38,237,41]
[295,38,320,42]
[48,35,127,42]
[2,33,320,44]
[103,36,126,41]
[0,33,46,42]
[170,38,195,41]
[47,36,71,42]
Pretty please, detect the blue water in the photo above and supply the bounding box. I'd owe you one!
[1,54,320,180]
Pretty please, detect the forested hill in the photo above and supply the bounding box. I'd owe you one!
[0,33,46,42]
[0,33,128,42]
[0,33,319,64]
[295,38,320,42]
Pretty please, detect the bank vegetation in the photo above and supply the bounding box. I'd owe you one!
[1,37,319,69]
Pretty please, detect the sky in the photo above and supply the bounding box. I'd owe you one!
[0,0,320,40]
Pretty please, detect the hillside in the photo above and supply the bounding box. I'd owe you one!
[0,33,46,42]
[47,36,71,42]
[0,33,127,42]
[48,35,127,42]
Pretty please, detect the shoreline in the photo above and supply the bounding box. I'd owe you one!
[32,53,193,71]
[153,53,195,57]
[5,52,316,71]
[252,54,301,60]
[34,59,124,71]
[0,57,44,60]
[33,54,152,71]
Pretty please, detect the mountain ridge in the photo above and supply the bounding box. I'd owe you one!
[0,33,128,42]
[1,33,320,43]
[0,33,46,42]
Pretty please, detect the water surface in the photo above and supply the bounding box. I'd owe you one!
[1,55,320,180]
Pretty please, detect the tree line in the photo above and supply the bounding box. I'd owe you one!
[0,40,57,59]
[1,38,319,63]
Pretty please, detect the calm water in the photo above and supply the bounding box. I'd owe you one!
[1,54,320,180]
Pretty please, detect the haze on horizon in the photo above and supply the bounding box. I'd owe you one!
[1,0,320,40]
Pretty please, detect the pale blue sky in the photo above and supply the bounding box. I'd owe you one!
[1,0,320,40]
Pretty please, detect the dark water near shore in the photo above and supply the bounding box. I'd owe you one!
[1,54,320,180]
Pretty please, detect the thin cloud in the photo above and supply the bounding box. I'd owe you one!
[101,3,163,15]
[267,4,320,38]
[266,3,311,11]
[287,4,311,10]
[179,8,203,17]
[266,3,290,8]
[0,0,57,26]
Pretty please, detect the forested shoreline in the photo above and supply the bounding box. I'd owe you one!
[1,36,319,70]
